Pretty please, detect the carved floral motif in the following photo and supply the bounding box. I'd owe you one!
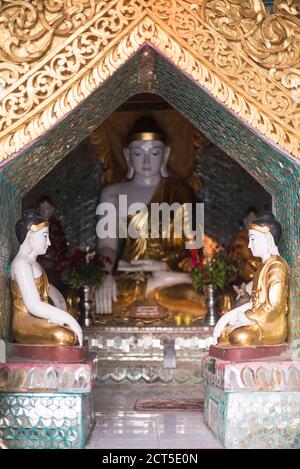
[0,0,300,161]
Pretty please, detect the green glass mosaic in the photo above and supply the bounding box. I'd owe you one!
[204,382,300,449]
[0,392,93,449]
[0,173,20,340]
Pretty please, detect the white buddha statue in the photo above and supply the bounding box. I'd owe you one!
[11,211,83,346]
[95,117,205,317]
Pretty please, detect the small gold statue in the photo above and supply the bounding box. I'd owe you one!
[214,212,289,347]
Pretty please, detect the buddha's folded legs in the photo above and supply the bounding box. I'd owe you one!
[104,276,207,318]
[13,316,76,346]
[219,317,287,347]
[228,323,261,347]
[149,284,206,317]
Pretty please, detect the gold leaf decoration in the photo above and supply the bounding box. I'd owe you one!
[0,0,300,162]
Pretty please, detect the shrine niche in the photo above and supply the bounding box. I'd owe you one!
[0,0,300,451]
[0,1,299,343]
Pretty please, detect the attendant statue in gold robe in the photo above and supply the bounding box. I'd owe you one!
[11,211,83,346]
[95,117,206,319]
[213,212,289,347]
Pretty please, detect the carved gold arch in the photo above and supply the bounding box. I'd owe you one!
[1,0,300,162]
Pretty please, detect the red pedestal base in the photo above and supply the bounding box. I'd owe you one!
[7,342,89,363]
[209,343,289,362]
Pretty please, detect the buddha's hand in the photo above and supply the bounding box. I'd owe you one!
[63,313,83,346]
[178,257,193,272]
[213,303,253,345]
[233,283,251,307]
[118,259,168,272]
[146,271,192,296]
[95,274,117,315]
[233,283,248,300]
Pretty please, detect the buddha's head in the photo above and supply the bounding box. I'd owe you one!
[15,210,51,257]
[124,117,170,179]
[248,212,282,259]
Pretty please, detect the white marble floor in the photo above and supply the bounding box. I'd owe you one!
[85,382,223,449]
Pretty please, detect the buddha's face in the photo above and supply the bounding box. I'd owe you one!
[248,229,269,258]
[126,140,166,178]
[29,227,51,256]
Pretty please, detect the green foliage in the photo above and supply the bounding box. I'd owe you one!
[192,250,241,291]
[56,248,108,290]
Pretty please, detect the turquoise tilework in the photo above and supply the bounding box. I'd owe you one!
[204,382,300,449]
[0,392,93,449]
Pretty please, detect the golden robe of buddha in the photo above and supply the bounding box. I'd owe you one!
[12,264,76,346]
[111,177,206,318]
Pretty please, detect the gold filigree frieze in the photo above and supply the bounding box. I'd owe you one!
[0,2,147,157]
[0,0,300,162]
[147,1,300,149]
[0,1,98,64]
[0,1,144,131]
[201,1,300,105]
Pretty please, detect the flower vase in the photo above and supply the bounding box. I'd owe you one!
[204,284,219,326]
[81,285,95,327]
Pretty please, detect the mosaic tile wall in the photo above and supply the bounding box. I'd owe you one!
[204,382,300,449]
[0,47,298,340]
[0,392,92,448]
[23,140,103,251]
[0,174,20,340]
[196,143,271,246]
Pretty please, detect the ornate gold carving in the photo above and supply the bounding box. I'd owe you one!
[1,0,300,162]
[202,1,300,100]
[0,1,98,64]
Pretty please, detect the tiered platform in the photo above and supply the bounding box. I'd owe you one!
[202,345,300,449]
[0,344,96,449]
[84,325,213,383]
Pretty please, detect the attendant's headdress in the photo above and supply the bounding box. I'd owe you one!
[249,212,282,245]
[15,210,49,244]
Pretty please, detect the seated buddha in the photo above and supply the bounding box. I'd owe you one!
[11,211,83,346]
[95,117,206,320]
[213,212,289,347]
